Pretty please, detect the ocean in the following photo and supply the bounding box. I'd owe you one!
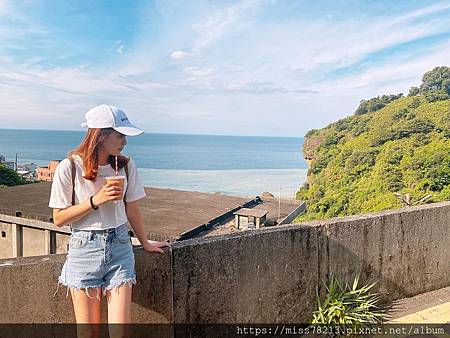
[0,129,307,198]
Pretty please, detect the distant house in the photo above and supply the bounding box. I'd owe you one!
[17,171,36,180]
[233,208,268,230]
[37,160,61,182]
[17,163,37,172]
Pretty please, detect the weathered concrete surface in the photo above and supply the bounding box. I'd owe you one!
[0,201,449,323]
[0,221,12,258]
[131,248,173,323]
[172,225,318,323]
[0,249,172,323]
[22,226,46,257]
[0,254,70,323]
[312,202,450,303]
[171,202,450,323]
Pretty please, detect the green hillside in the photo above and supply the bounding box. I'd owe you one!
[295,66,450,222]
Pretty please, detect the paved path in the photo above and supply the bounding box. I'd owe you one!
[387,286,450,323]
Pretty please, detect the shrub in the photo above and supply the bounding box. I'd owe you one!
[0,164,24,186]
[311,153,333,174]
[426,166,450,191]
[408,86,419,96]
[311,273,384,333]
[408,98,421,108]
[323,132,341,147]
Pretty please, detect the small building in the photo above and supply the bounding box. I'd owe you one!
[0,155,5,163]
[37,160,60,182]
[17,163,37,172]
[233,208,268,230]
[17,171,36,180]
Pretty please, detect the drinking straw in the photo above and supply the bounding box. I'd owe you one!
[115,156,118,176]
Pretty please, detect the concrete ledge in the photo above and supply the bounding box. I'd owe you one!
[0,214,71,234]
[172,224,317,323]
[0,202,449,323]
[0,249,173,323]
[279,201,307,225]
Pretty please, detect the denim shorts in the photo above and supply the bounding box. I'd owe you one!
[54,223,136,300]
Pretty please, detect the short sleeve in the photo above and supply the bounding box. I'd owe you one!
[125,158,146,203]
[48,159,74,209]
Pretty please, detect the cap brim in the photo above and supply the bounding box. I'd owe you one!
[113,125,144,136]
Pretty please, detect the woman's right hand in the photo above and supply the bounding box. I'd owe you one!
[92,182,123,206]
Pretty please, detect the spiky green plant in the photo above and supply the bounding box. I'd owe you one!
[311,273,384,335]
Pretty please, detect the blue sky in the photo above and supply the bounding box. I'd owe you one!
[0,0,449,137]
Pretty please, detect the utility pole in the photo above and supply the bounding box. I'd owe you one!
[15,153,18,172]
[278,187,281,220]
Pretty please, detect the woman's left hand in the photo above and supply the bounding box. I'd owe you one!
[143,240,170,254]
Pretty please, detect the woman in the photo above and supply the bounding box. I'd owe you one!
[49,104,169,332]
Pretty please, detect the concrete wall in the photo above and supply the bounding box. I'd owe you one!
[0,215,70,259]
[22,226,46,257]
[279,201,307,225]
[0,221,12,258]
[0,249,173,323]
[172,225,317,323]
[172,202,449,323]
[0,201,449,323]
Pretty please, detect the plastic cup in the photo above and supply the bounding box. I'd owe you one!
[106,176,125,200]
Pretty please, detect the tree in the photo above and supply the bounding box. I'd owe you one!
[355,99,369,115]
[295,66,450,223]
[419,66,450,102]
[408,86,419,96]
[354,94,403,115]
[408,98,420,108]
[0,164,24,186]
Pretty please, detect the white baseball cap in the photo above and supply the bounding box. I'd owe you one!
[81,104,144,136]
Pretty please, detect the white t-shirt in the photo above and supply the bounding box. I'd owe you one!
[48,154,146,230]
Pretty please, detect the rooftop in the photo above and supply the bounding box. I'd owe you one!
[234,207,268,218]
[0,182,301,240]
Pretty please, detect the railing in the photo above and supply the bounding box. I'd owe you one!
[0,212,169,258]
[0,213,70,258]
[0,207,53,223]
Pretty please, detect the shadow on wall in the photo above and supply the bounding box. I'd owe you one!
[170,202,449,323]
[0,201,448,323]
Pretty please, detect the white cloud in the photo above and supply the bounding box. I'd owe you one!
[170,50,190,59]
[225,80,317,95]
[0,1,10,16]
[183,66,213,77]
[316,41,450,93]
[387,1,450,27]
[1,1,450,136]
[191,0,262,53]
[116,45,124,54]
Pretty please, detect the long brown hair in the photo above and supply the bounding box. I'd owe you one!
[68,128,129,181]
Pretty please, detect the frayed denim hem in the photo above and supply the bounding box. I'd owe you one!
[53,276,136,300]
[102,276,137,297]
[53,279,104,302]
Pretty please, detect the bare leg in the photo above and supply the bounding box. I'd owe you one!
[106,283,133,338]
[70,287,102,338]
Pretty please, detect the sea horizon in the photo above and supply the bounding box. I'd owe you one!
[0,128,307,198]
[0,127,303,139]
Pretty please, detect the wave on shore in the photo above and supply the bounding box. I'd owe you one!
[139,168,308,198]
